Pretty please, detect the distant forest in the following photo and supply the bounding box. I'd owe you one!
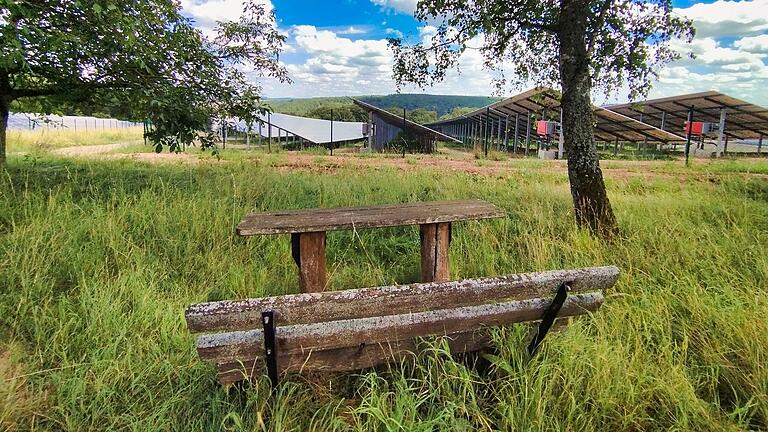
[359,94,500,116]
[266,94,500,123]
[9,93,500,125]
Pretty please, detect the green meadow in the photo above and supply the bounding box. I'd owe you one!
[1,147,766,430]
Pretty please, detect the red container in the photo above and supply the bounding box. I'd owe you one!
[536,120,549,136]
[684,121,704,135]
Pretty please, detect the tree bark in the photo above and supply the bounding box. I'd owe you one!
[0,95,8,168]
[558,0,617,237]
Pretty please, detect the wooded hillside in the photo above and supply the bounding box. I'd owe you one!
[267,94,500,117]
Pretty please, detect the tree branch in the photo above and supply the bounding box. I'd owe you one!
[586,0,613,56]
[520,20,560,33]
[498,16,559,33]
[8,79,135,100]
[9,88,59,98]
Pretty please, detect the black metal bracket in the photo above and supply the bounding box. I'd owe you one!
[290,233,300,268]
[447,222,452,246]
[527,281,571,356]
[262,310,279,390]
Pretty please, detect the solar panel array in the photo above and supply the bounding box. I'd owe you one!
[605,91,768,140]
[8,113,140,130]
[427,87,685,143]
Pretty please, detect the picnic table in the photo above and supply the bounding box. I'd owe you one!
[236,200,506,292]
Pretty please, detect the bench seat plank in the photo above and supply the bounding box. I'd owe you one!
[215,330,493,385]
[196,292,603,364]
[236,199,506,235]
[186,266,619,333]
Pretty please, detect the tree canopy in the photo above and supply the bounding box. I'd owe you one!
[305,104,369,122]
[389,0,693,236]
[0,0,288,162]
[390,0,693,101]
[384,106,438,124]
[439,106,477,120]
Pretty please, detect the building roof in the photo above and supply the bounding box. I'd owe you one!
[427,87,686,143]
[604,91,768,140]
[352,99,461,143]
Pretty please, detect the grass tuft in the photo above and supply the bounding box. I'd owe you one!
[0,150,766,430]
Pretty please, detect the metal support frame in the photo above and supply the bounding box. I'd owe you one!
[262,311,279,390]
[329,108,334,156]
[716,108,727,157]
[525,111,531,156]
[672,100,761,138]
[290,233,301,267]
[685,106,694,166]
[504,114,510,150]
[484,107,490,157]
[513,113,519,153]
[527,281,571,356]
[558,108,564,159]
[497,115,502,150]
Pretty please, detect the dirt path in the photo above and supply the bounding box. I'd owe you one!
[52,142,135,156]
[51,142,202,164]
[47,143,767,180]
[271,152,768,181]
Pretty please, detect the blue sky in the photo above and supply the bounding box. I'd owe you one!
[180,0,768,105]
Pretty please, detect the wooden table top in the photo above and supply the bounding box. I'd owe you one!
[236,199,506,235]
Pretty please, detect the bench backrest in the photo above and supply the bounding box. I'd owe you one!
[186,266,619,385]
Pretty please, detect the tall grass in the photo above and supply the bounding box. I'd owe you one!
[0,153,766,431]
[6,126,144,153]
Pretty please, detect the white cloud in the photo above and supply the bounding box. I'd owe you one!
[649,63,767,103]
[385,28,404,38]
[337,26,367,35]
[180,0,273,30]
[734,34,768,53]
[258,24,502,98]
[292,25,391,61]
[178,0,766,104]
[285,25,392,87]
[653,1,768,105]
[675,0,768,38]
[370,0,418,14]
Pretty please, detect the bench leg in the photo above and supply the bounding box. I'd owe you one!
[291,231,327,293]
[420,222,450,283]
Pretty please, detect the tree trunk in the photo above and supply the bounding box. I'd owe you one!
[558,0,617,237]
[0,95,8,168]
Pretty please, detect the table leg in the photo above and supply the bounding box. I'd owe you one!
[420,222,451,283]
[291,231,327,292]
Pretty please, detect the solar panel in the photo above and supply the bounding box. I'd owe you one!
[352,99,460,144]
[605,91,768,140]
[234,112,366,144]
[426,87,684,143]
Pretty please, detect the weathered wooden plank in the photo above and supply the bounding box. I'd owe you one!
[236,200,505,236]
[296,231,326,292]
[186,266,619,333]
[420,223,451,283]
[197,292,603,364]
[215,330,492,385]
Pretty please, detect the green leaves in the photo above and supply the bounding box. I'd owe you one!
[390,0,693,101]
[0,0,289,161]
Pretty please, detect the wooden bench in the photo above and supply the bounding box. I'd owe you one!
[236,200,505,292]
[185,266,619,385]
